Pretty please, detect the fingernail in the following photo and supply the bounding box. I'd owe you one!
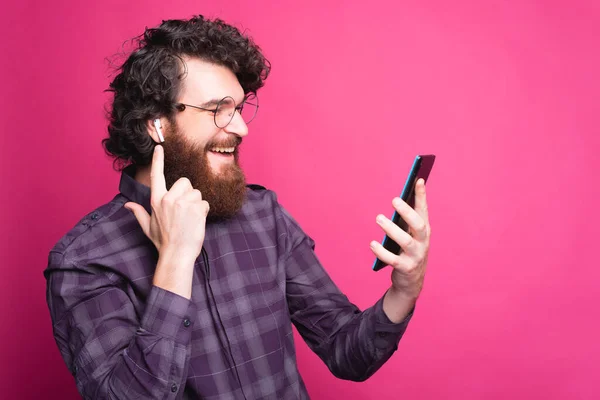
[393,198,402,207]
[370,241,378,248]
[376,215,385,224]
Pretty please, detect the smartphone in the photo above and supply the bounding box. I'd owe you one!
[372,154,436,271]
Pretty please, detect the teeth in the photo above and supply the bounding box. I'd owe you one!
[211,147,234,153]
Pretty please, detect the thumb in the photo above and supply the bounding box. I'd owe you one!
[124,202,151,236]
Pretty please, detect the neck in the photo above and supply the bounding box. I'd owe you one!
[134,165,152,188]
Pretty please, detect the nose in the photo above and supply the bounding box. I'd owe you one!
[224,110,248,137]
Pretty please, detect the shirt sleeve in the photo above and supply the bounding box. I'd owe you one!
[45,252,196,400]
[279,206,414,382]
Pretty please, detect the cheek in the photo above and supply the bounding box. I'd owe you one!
[178,117,220,147]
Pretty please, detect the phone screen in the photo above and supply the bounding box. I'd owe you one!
[372,154,435,271]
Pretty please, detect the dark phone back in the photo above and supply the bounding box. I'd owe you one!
[372,154,435,271]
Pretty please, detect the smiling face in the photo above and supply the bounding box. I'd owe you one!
[157,57,251,220]
[173,57,249,173]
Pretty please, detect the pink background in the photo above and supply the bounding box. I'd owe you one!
[2,0,599,398]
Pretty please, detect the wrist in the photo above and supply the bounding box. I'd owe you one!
[159,245,198,264]
[383,286,417,324]
[388,285,419,305]
[153,246,198,300]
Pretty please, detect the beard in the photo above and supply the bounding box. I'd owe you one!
[161,123,247,221]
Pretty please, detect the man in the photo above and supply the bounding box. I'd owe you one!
[45,15,431,400]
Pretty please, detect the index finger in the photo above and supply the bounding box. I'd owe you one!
[150,145,167,198]
[413,178,429,225]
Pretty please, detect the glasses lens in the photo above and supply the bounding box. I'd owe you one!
[240,93,258,124]
[215,97,236,128]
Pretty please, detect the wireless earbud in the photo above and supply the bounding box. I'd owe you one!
[153,119,165,143]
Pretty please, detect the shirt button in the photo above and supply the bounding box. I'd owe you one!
[183,318,191,328]
[171,383,178,393]
[91,213,99,220]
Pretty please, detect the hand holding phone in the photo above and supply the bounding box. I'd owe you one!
[372,154,435,271]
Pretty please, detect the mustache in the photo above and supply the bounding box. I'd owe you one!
[206,136,243,149]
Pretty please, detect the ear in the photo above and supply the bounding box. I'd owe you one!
[146,118,167,143]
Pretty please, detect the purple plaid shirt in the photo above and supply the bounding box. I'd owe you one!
[45,166,413,399]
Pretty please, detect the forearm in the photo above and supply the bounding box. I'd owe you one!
[102,323,191,399]
[382,285,418,323]
[281,200,414,382]
[57,285,196,399]
[311,294,413,382]
[153,247,196,299]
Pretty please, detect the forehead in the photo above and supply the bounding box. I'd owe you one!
[178,57,244,103]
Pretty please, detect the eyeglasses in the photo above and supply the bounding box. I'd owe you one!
[174,93,259,129]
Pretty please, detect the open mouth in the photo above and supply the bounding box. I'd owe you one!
[208,146,235,157]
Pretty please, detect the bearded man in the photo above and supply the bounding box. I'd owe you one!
[44,15,432,400]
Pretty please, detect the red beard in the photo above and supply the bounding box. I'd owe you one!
[161,124,247,221]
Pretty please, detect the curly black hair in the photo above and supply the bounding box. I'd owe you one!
[102,15,271,170]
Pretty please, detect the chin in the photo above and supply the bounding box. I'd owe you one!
[210,167,232,180]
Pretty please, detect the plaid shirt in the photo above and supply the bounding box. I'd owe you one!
[45,166,413,399]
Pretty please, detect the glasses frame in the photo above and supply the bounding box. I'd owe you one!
[174,93,259,129]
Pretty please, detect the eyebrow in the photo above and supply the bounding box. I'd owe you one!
[198,96,248,108]
[199,99,223,108]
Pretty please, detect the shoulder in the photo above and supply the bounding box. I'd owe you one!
[246,183,267,191]
[241,184,304,236]
[47,194,133,269]
[244,183,279,206]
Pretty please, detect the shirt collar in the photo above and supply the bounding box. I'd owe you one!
[119,165,152,214]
